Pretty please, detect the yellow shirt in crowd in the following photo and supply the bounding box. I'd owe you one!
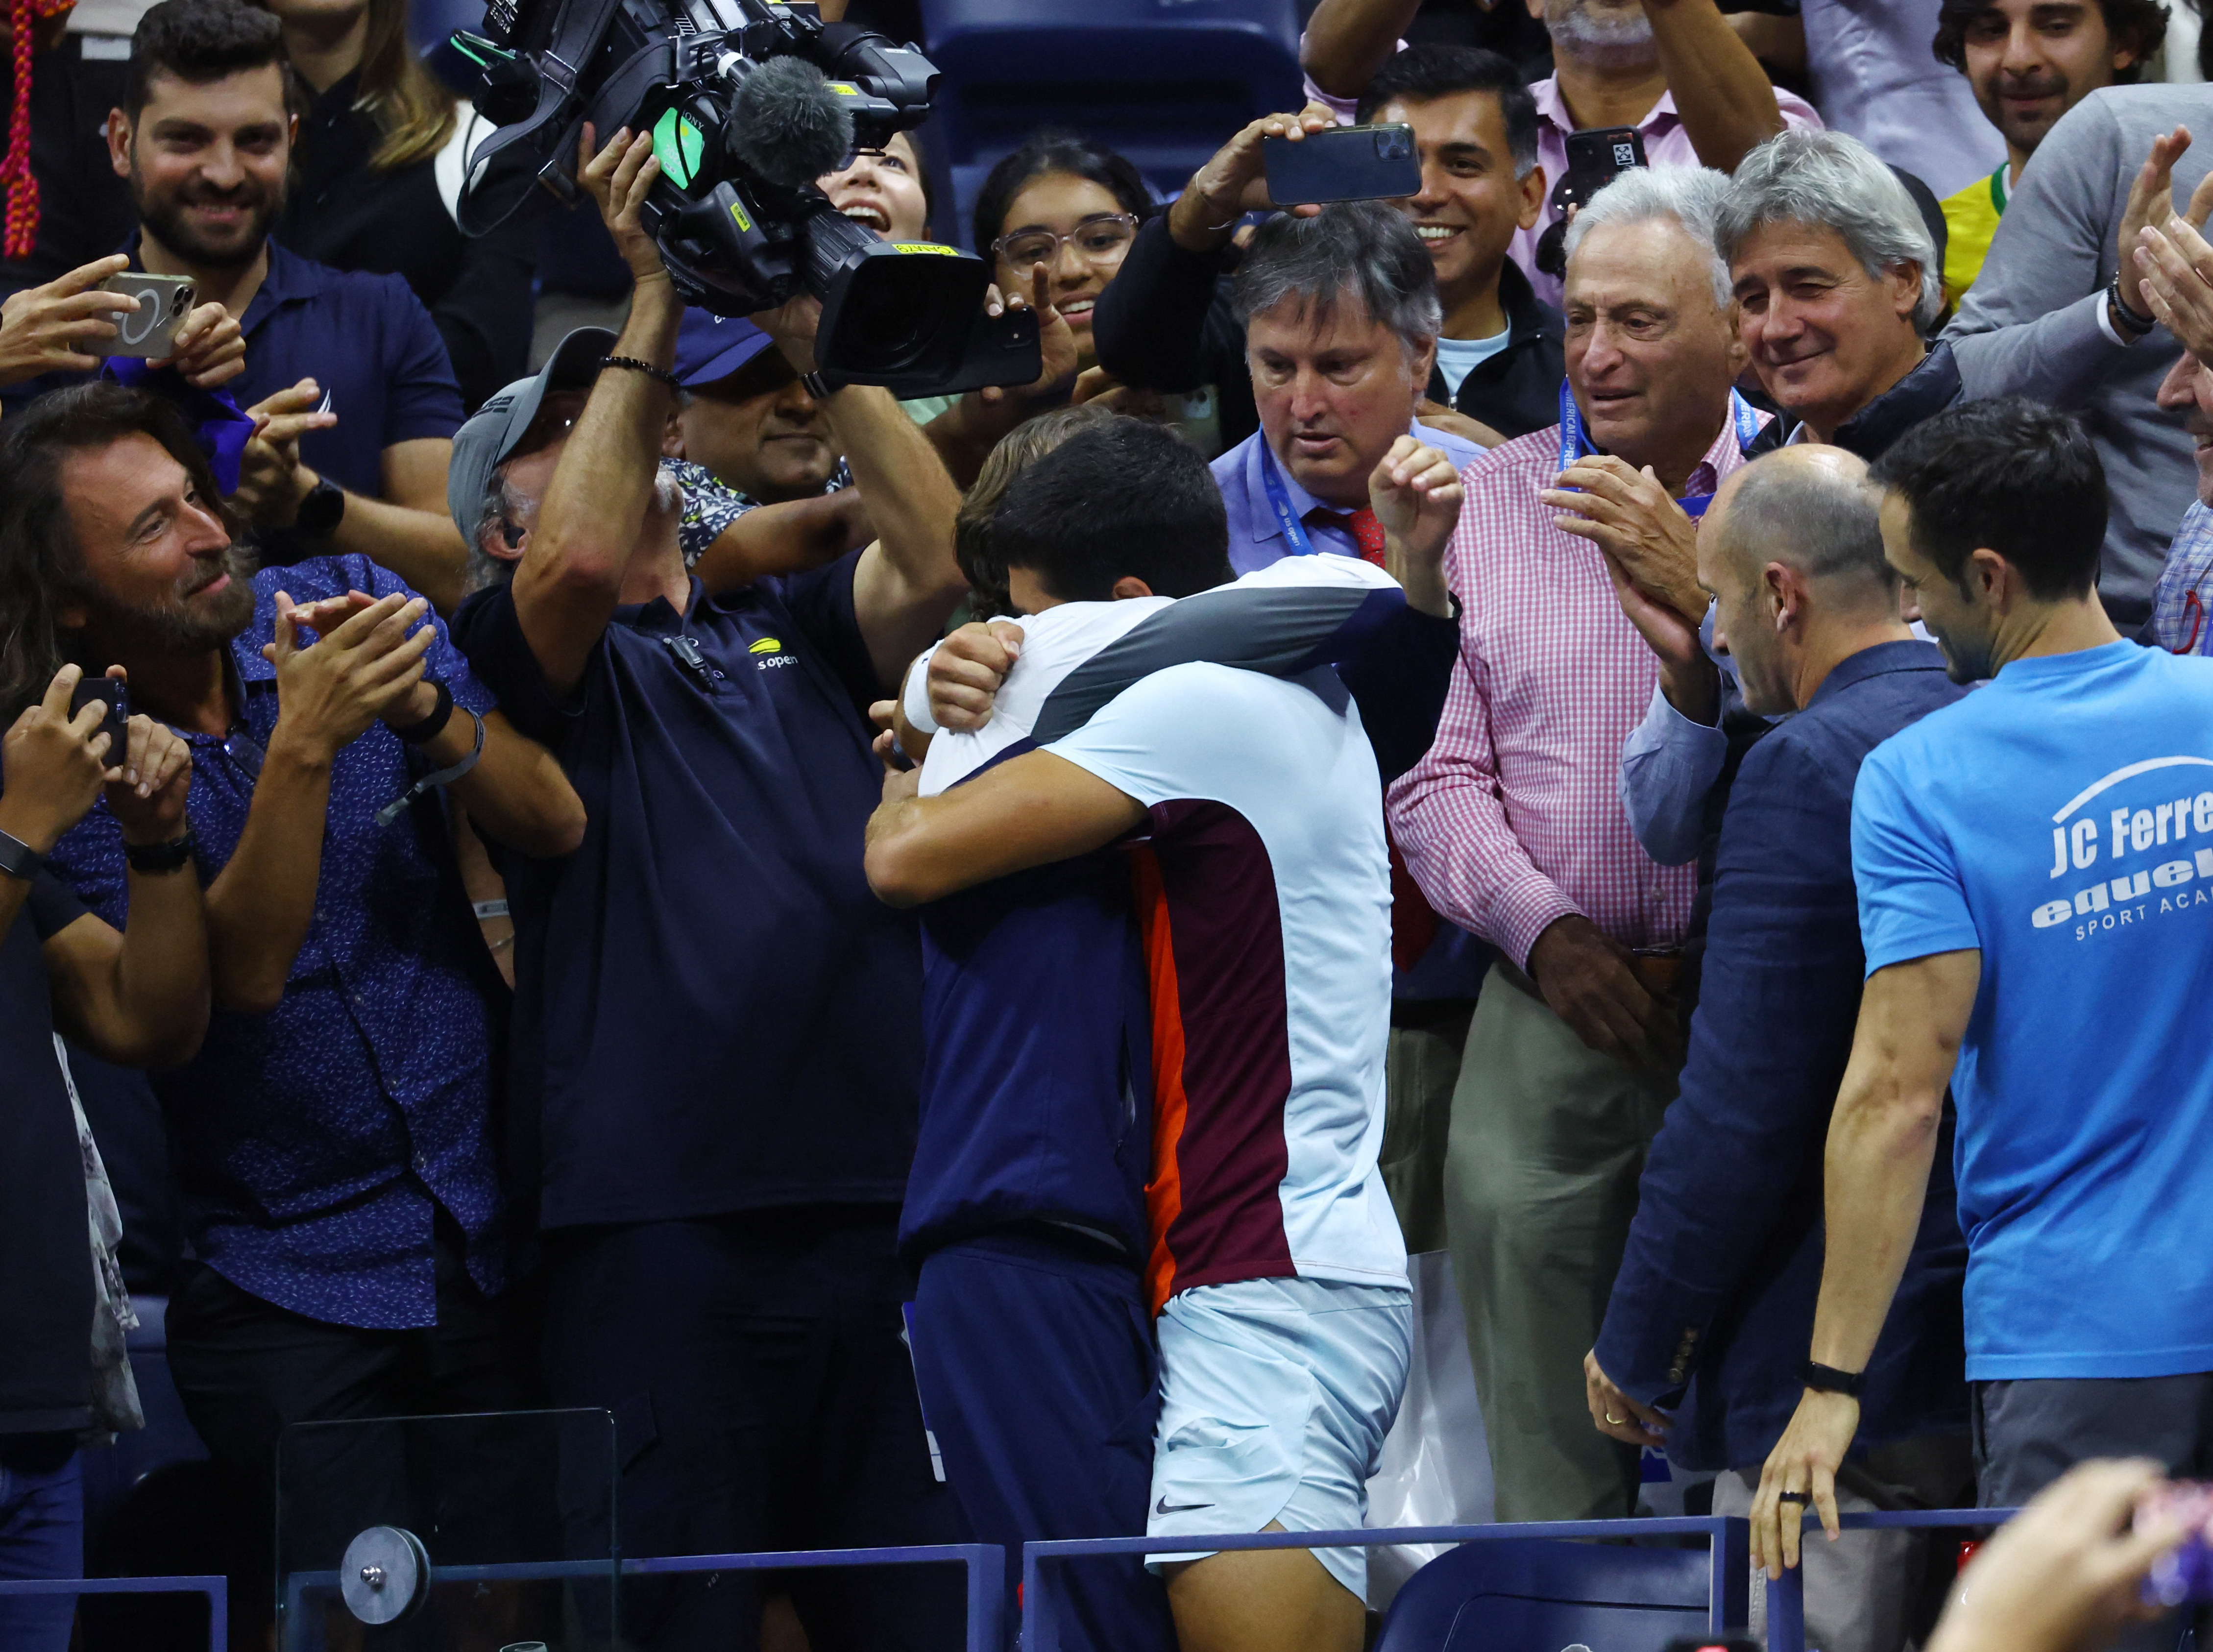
[1942,164,2010,313]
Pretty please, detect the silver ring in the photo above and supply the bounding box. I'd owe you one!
[1605,1412,1625,1426]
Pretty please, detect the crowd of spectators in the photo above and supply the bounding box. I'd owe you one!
[6,0,2213,1650]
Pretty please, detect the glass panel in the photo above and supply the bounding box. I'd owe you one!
[276,1407,618,1652]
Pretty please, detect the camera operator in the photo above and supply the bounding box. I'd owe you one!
[447,125,972,1652]
[0,665,205,1652]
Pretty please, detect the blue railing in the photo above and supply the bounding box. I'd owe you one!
[5,1508,2018,1652]
[1764,1507,2016,1652]
[1025,1515,1751,1652]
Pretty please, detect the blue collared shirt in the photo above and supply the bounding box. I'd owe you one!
[5,238,463,500]
[1209,421,1487,576]
[46,557,506,1331]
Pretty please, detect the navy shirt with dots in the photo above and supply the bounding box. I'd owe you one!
[48,556,507,1331]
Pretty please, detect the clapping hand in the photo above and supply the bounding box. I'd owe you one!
[263,590,436,763]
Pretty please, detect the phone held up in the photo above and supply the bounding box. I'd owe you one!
[70,675,129,764]
[1263,123,1420,207]
[95,272,197,360]
[1535,125,1649,280]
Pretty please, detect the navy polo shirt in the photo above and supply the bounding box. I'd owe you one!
[5,236,463,500]
[452,552,923,1227]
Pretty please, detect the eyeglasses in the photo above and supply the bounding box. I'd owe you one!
[991,213,1141,272]
[2174,587,2206,656]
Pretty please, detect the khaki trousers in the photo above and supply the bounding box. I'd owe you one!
[1381,1000,1476,1256]
[1445,959,1676,1521]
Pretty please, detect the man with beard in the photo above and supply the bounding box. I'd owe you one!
[1930,0,2166,307]
[17,0,476,614]
[8,381,584,1651]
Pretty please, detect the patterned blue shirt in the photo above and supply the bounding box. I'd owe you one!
[2153,500,2213,656]
[47,556,507,1330]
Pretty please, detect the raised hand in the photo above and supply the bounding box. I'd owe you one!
[1541,455,1706,624]
[978,259,1078,405]
[0,665,118,852]
[579,123,668,286]
[1367,434,1461,617]
[262,589,436,764]
[232,380,338,527]
[926,620,1025,732]
[2118,127,2204,321]
[1167,104,1336,251]
[2134,177,2213,364]
[167,300,247,389]
[0,254,138,386]
[104,709,195,848]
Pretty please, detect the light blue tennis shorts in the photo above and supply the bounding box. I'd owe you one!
[1145,1275,1413,1598]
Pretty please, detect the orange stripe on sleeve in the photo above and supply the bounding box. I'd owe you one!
[1127,843,1188,1317]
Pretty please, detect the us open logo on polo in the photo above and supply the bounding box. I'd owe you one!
[750,636,795,670]
[2031,756,2213,939]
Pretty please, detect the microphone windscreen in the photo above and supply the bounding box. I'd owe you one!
[726,56,855,189]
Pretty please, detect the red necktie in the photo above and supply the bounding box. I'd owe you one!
[1306,507,1388,568]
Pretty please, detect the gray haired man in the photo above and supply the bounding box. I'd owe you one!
[1727,131,1962,456]
[1210,199,1491,575]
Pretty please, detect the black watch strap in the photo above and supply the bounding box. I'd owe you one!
[391,680,456,746]
[124,834,195,875]
[295,476,346,538]
[1801,1359,1866,1397]
[0,828,40,880]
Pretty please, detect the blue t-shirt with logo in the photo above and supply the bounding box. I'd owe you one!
[1852,641,2213,1381]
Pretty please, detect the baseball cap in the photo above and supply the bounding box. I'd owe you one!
[673,308,779,389]
[446,326,615,539]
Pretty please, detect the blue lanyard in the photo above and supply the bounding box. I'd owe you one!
[1258,437,1323,557]
[1555,378,1762,519]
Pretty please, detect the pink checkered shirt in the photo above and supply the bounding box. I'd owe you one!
[1387,412,1759,970]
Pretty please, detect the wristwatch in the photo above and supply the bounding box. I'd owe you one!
[0,828,40,881]
[295,476,346,538]
[1800,1360,1866,1398]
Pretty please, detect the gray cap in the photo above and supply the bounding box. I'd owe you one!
[446,326,617,540]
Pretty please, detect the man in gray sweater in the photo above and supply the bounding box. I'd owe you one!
[1946,84,2213,630]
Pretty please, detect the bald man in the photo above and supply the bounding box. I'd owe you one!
[1583,448,1974,1652]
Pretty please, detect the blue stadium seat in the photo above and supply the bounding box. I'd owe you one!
[1373,1536,1717,1652]
[917,0,1305,246]
[78,1297,210,1529]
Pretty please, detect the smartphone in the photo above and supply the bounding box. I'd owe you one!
[95,272,197,359]
[1563,124,1649,197]
[1535,126,1649,279]
[70,675,129,763]
[1263,123,1420,206]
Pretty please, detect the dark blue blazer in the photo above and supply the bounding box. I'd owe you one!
[1595,639,1971,1472]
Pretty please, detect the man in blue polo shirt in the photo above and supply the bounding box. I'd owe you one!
[8,0,473,612]
[1747,401,2213,1638]
[448,129,973,1651]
